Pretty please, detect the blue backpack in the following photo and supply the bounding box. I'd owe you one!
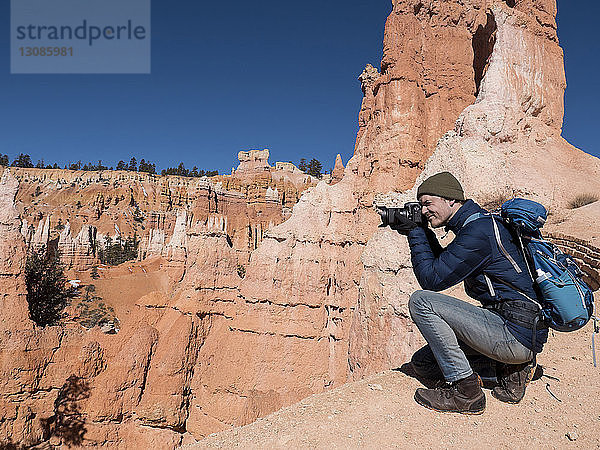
[487,198,594,332]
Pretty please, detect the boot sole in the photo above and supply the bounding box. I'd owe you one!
[414,394,486,415]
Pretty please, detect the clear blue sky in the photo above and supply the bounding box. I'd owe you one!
[1,1,597,173]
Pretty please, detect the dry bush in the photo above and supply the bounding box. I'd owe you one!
[73,285,118,331]
[568,193,599,209]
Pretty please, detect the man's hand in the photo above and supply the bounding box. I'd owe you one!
[390,212,418,235]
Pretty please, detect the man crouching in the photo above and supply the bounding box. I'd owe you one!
[380,172,547,414]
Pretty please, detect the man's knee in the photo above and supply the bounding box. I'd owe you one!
[408,290,431,318]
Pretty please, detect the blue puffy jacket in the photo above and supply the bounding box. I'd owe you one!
[407,199,548,352]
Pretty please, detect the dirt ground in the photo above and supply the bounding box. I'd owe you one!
[189,307,600,449]
[65,256,172,328]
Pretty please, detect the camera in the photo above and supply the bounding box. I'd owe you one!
[377,202,424,227]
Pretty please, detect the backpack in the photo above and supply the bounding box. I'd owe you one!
[467,198,594,332]
[500,198,595,331]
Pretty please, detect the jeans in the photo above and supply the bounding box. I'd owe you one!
[408,290,533,383]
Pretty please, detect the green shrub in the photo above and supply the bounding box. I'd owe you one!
[76,299,118,331]
[568,193,599,209]
[97,234,139,266]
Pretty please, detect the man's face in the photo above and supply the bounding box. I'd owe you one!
[419,195,456,228]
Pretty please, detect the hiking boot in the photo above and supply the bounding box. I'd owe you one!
[414,373,486,414]
[492,361,535,404]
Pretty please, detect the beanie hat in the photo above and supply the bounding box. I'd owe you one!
[417,172,465,201]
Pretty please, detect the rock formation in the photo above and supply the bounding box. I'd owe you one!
[56,223,98,271]
[11,149,316,275]
[235,149,271,174]
[329,154,345,185]
[0,170,30,327]
[407,3,600,207]
[352,0,600,376]
[0,170,62,446]
[0,149,316,447]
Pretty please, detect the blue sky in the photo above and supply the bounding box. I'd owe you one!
[1,1,598,173]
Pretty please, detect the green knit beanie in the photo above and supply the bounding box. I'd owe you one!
[417,172,465,201]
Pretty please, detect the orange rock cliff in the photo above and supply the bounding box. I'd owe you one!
[10,148,316,275]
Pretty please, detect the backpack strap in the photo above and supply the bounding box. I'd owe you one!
[484,273,495,297]
[593,316,599,367]
[463,213,522,273]
[484,274,543,309]
[491,217,523,274]
[463,212,486,228]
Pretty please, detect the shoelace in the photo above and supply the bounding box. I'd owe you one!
[442,383,462,399]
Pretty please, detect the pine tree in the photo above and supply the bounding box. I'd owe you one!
[138,159,156,174]
[25,246,76,326]
[298,158,307,172]
[97,234,139,266]
[11,153,33,168]
[128,157,137,172]
[306,158,323,178]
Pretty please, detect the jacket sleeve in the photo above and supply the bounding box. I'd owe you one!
[407,223,492,291]
[423,228,444,257]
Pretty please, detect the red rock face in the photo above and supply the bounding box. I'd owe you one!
[11,151,315,277]
[353,1,486,195]
[329,154,345,185]
[0,171,63,446]
[0,153,315,446]
[350,0,600,378]
[0,171,29,323]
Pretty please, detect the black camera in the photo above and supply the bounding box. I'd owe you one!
[377,202,424,227]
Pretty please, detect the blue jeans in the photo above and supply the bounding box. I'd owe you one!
[408,290,533,383]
